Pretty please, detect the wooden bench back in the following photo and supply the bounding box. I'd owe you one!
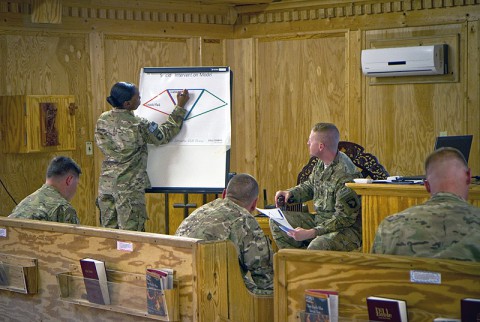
[274,249,480,322]
[0,218,273,322]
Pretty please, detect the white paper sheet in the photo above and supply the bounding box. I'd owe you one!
[256,207,294,232]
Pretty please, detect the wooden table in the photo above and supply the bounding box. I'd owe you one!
[346,183,480,253]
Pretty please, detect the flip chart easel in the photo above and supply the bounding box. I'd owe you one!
[137,67,232,232]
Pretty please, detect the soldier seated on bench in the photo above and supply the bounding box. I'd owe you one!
[9,156,81,224]
[175,173,274,295]
[372,147,480,261]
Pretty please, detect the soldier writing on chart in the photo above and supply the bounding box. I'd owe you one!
[95,82,189,231]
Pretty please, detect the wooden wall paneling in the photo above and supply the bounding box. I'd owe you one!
[255,32,349,202]
[0,32,95,225]
[0,33,5,93]
[467,20,480,176]
[55,33,97,228]
[347,29,364,145]
[225,38,257,179]
[0,96,31,153]
[186,37,201,67]
[201,37,226,67]
[103,35,190,87]
[89,31,106,227]
[364,24,469,177]
[0,0,236,38]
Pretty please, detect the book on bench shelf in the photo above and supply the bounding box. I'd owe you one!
[461,298,480,322]
[146,268,174,317]
[303,289,339,322]
[79,258,110,305]
[367,296,408,322]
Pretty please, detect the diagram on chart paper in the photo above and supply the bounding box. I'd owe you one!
[137,87,231,146]
[143,88,227,120]
[137,67,231,190]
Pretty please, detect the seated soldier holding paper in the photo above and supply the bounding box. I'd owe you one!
[270,123,362,251]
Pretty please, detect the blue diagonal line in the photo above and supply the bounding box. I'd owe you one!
[184,89,205,120]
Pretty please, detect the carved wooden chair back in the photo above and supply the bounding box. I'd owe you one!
[285,141,389,211]
[338,141,389,180]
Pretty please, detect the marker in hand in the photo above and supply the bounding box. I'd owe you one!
[277,195,294,208]
[277,196,286,207]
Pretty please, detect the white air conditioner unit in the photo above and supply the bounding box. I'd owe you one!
[361,45,448,77]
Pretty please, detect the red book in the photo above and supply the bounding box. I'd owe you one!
[79,258,110,305]
[367,296,408,322]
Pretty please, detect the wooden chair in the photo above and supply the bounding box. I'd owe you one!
[284,141,388,211]
[338,141,389,180]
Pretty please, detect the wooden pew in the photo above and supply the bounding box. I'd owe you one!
[274,249,480,322]
[0,218,273,322]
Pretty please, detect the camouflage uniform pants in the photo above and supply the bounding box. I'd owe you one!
[269,211,361,251]
[97,191,148,232]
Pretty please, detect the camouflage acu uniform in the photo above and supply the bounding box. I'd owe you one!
[371,192,480,261]
[9,184,79,224]
[270,151,362,251]
[95,106,186,231]
[175,198,274,295]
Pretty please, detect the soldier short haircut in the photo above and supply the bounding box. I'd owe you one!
[312,123,340,149]
[46,156,82,179]
[425,147,468,174]
[106,82,137,108]
[226,173,259,204]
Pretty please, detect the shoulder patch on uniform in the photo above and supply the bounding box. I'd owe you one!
[148,122,158,133]
[345,197,358,209]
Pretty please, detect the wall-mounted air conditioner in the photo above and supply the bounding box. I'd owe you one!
[361,44,448,77]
